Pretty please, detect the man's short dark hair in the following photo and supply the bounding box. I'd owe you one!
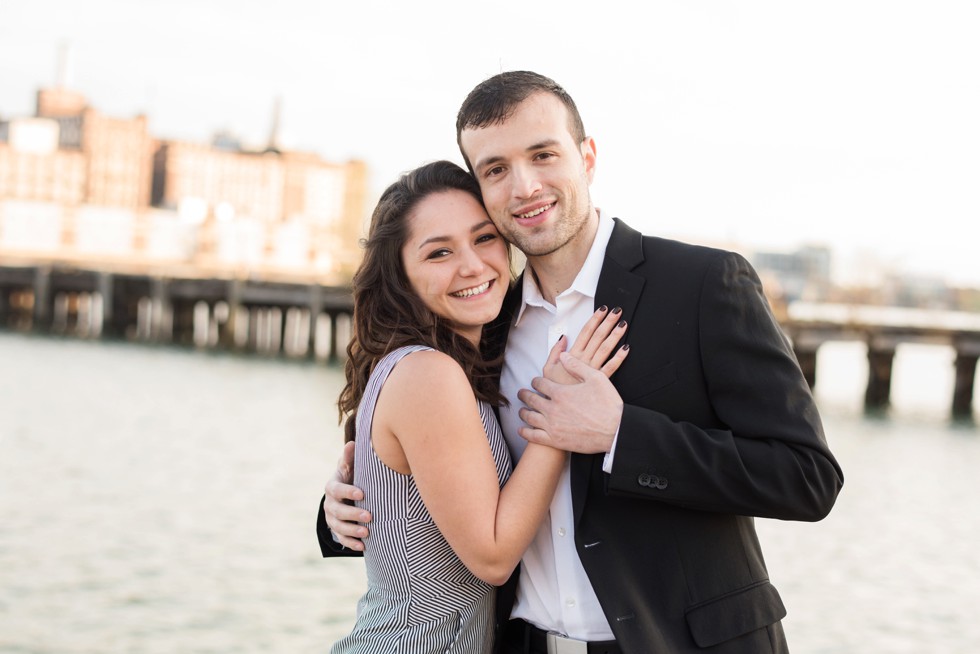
[455,71,587,172]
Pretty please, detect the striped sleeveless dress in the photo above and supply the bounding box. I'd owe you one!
[330,345,513,654]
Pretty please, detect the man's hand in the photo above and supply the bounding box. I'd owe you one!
[323,440,372,551]
[518,352,624,454]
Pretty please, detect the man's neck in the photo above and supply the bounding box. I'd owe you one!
[526,210,600,305]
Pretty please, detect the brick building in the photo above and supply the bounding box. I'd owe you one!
[1,84,368,277]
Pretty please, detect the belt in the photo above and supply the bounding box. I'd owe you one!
[503,618,621,654]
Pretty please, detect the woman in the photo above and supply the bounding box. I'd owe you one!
[329,161,627,653]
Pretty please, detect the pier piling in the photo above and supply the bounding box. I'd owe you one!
[952,341,980,419]
[865,341,897,411]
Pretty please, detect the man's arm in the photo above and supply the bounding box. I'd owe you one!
[317,441,371,557]
[609,251,842,520]
[521,251,843,522]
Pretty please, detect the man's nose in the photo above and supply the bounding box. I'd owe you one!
[511,165,542,199]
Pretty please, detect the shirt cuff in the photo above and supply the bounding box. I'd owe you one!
[601,427,621,474]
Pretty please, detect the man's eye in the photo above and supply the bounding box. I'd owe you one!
[486,166,504,177]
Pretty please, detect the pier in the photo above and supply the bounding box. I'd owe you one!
[2,261,978,419]
[0,258,354,362]
[783,302,980,420]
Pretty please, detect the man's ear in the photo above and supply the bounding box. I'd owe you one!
[581,136,597,184]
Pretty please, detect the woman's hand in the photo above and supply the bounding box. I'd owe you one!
[542,306,628,384]
[519,306,629,453]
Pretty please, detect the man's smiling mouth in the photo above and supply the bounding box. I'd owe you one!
[517,202,555,220]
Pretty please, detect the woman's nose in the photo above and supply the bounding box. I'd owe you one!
[458,247,486,276]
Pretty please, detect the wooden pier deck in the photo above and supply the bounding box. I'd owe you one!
[782,302,980,419]
[2,259,978,419]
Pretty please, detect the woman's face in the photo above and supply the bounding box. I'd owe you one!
[401,190,510,345]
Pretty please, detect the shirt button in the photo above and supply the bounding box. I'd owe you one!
[566,598,576,607]
[557,528,566,537]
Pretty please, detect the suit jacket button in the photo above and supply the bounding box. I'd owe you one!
[638,473,668,490]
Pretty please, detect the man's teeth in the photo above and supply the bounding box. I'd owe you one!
[451,281,490,298]
[518,204,552,219]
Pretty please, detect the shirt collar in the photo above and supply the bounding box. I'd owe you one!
[514,209,615,325]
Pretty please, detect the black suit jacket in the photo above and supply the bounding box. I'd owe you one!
[318,218,844,653]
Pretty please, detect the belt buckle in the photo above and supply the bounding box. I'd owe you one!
[546,632,588,654]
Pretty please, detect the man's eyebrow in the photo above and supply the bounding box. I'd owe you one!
[528,139,561,151]
[418,220,494,249]
[473,154,503,172]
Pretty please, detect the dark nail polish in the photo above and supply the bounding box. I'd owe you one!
[598,305,608,312]
[617,320,627,328]
[612,306,622,314]
[622,344,630,351]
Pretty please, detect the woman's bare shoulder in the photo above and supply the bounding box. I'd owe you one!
[380,348,474,410]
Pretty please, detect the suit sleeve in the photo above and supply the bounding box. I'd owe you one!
[316,495,364,558]
[606,251,843,521]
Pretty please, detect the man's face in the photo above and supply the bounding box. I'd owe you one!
[459,92,597,259]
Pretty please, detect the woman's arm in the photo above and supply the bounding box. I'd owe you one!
[374,310,629,585]
[374,351,562,585]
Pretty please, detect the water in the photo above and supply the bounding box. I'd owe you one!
[0,333,977,653]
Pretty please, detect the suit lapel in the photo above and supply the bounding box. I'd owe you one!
[571,218,646,526]
[489,273,523,356]
[489,274,524,426]
[595,218,646,338]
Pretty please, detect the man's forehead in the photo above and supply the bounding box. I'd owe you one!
[461,98,575,158]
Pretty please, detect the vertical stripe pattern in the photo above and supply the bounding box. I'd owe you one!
[330,345,513,654]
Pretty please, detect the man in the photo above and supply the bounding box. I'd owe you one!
[318,71,843,653]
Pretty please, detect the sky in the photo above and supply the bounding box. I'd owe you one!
[2,0,979,287]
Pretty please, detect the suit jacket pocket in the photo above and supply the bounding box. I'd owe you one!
[684,581,787,648]
[615,362,677,403]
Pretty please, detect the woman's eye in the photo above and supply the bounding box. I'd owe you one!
[426,248,451,260]
[476,233,497,244]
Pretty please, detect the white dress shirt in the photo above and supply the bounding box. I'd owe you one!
[497,210,617,640]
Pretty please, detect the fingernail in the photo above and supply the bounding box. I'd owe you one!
[556,334,565,344]
[617,320,626,328]
[598,305,608,312]
[612,306,622,314]
[622,343,630,351]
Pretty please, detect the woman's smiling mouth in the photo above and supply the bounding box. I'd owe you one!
[450,280,493,298]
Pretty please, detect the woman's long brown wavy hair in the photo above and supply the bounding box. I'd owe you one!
[338,160,511,443]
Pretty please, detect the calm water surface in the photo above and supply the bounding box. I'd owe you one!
[1,333,978,653]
